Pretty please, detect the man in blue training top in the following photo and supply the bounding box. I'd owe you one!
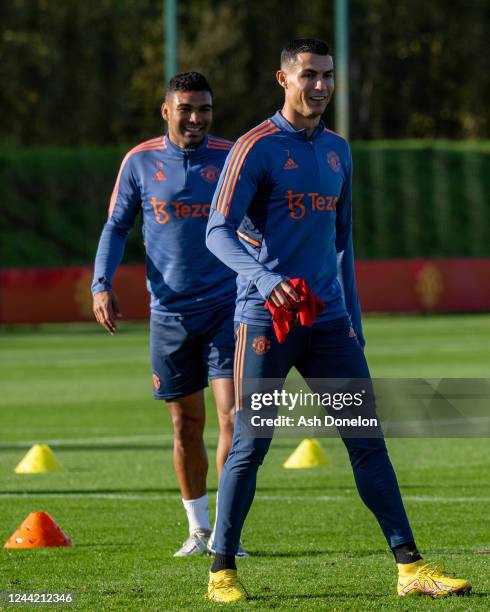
[204,40,471,601]
[92,72,247,557]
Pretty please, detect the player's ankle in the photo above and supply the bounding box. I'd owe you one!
[211,553,236,572]
[392,541,422,565]
[182,493,211,533]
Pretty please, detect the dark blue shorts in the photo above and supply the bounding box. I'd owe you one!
[150,305,235,400]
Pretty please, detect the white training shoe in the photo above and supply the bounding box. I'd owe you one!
[173,528,211,557]
[207,529,249,558]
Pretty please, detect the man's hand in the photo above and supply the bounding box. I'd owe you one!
[93,291,122,335]
[268,281,300,309]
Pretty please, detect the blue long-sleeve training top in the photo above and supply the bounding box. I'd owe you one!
[205,111,364,345]
[92,134,237,315]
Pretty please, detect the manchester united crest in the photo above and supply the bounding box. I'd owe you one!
[152,373,161,390]
[327,150,341,173]
[200,165,220,183]
[152,161,167,181]
[252,336,271,355]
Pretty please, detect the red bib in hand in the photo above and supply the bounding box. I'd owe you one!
[265,278,325,343]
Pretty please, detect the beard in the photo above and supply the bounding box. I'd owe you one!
[303,108,324,119]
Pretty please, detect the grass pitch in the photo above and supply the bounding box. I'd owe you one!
[0,315,489,610]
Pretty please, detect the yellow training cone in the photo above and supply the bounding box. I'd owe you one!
[15,444,63,474]
[283,438,328,469]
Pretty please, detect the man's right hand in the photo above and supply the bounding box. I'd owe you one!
[93,291,122,335]
[267,281,300,309]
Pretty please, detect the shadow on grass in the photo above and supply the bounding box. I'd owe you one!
[248,590,485,602]
[255,482,490,493]
[74,542,138,548]
[249,591,388,602]
[250,548,386,558]
[0,487,182,496]
[0,323,149,336]
[253,485,356,495]
[0,444,173,452]
[250,549,332,558]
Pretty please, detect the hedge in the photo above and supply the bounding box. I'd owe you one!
[1,141,489,266]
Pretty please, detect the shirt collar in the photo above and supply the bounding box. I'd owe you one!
[271,110,325,140]
[164,133,209,156]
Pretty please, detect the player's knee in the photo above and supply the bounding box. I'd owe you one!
[172,411,205,444]
[217,410,235,435]
[234,442,270,467]
[346,438,388,469]
[215,394,236,419]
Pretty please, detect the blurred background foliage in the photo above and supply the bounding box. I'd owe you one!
[1,0,489,145]
[0,0,488,266]
[1,143,488,266]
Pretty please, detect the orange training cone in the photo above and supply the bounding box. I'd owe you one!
[4,512,72,548]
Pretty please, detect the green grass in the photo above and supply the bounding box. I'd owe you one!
[0,315,489,610]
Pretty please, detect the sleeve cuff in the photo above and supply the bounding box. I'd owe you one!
[255,273,286,300]
[91,277,111,295]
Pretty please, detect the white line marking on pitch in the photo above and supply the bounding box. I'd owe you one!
[0,492,489,503]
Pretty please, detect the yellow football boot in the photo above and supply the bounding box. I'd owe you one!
[207,569,247,603]
[398,560,472,597]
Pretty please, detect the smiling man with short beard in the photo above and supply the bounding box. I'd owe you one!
[92,72,248,559]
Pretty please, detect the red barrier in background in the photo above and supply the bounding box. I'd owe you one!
[356,259,490,313]
[0,265,148,324]
[1,259,489,324]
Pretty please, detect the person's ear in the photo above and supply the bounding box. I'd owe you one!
[276,70,288,90]
[161,102,169,121]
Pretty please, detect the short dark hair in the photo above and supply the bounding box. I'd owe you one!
[281,38,331,67]
[166,72,213,98]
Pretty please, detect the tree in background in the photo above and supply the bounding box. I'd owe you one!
[1,0,488,145]
[1,1,489,266]
[350,0,490,139]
